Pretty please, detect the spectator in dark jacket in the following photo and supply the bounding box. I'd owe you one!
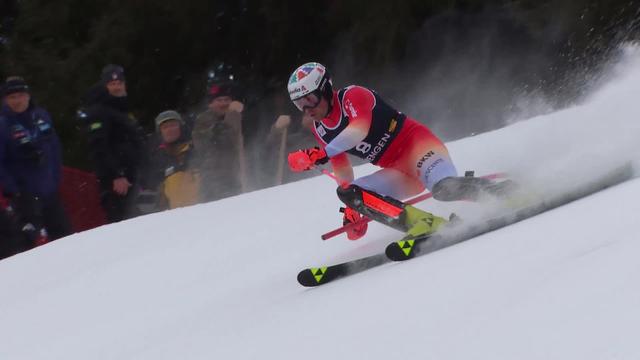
[79,64,146,223]
[0,76,71,250]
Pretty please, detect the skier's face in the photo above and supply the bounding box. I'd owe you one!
[301,114,314,130]
[302,95,329,122]
[4,92,30,113]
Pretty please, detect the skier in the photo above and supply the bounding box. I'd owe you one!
[287,62,510,241]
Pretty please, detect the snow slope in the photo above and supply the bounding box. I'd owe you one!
[1,45,640,359]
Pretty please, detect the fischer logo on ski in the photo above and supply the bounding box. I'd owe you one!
[397,240,415,256]
[310,267,327,283]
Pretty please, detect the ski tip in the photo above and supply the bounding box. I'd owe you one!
[385,241,414,261]
[297,267,330,287]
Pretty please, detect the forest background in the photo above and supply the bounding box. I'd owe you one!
[1,0,638,168]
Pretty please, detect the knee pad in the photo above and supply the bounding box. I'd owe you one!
[336,185,364,209]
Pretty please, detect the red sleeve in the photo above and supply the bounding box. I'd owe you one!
[342,86,375,131]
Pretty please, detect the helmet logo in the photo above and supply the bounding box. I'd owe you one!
[296,70,308,80]
[297,65,315,80]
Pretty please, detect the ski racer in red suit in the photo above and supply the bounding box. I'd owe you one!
[287,62,509,241]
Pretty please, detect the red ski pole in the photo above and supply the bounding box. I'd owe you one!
[318,168,350,189]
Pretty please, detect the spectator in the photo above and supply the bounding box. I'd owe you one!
[0,76,71,250]
[149,110,200,209]
[244,82,316,188]
[266,112,317,184]
[192,82,247,201]
[79,64,146,223]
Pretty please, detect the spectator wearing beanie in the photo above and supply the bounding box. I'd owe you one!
[148,110,200,209]
[192,82,247,201]
[78,64,146,223]
[0,76,71,252]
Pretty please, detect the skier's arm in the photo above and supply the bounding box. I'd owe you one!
[323,86,375,158]
[312,131,353,183]
[329,152,353,183]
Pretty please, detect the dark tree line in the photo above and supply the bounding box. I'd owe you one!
[1,0,639,167]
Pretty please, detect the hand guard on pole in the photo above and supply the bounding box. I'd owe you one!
[287,146,329,172]
[340,207,368,240]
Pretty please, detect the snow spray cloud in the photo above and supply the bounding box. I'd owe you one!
[528,43,640,190]
[450,43,640,205]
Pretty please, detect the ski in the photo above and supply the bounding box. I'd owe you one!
[297,252,389,287]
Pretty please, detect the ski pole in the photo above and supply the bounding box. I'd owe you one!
[316,167,350,189]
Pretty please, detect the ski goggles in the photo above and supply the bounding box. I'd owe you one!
[292,91,322,111]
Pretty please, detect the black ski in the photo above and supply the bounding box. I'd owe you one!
[297,252,389,287]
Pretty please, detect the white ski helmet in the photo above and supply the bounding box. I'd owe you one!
[287,62,333,109]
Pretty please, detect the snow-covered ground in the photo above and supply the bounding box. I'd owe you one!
[2,45,640,359]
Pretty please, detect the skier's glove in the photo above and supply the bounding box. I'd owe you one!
[287,147,329,172]
[340,207,368,240]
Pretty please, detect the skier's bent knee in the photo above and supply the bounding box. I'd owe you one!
[431,177,461,201]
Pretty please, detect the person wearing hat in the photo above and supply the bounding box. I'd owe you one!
[0,76,71,252]
[79,64,146,222]
[148,110,200,209]
[192,82,247,201]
